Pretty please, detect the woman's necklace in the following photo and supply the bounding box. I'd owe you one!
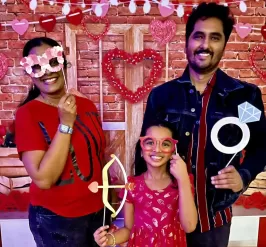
[40,95,58,107]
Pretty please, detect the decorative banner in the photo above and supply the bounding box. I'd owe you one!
[39,15,56,32]
[11,19,29,35]
[92,0,109,17]
[102,48,163,103]
[235,23,252,39]
[249,45,266,82]
[81,16,110,41]
[149,19,177,46]
[0,53,8,80]
[66,8,83,25]
[158,2,175,17]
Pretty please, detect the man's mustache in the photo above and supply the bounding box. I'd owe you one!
[195,49,213,55]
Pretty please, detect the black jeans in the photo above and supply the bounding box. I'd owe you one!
[29,204,109,247]
[186,223,231,247]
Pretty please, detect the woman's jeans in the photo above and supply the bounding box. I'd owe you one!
[29,204,109,247]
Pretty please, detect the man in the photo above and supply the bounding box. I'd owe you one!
[140,2,266,247]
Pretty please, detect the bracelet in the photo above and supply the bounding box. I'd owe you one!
[106,232,116,247]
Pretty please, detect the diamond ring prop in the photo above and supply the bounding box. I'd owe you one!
[211,102,261,167]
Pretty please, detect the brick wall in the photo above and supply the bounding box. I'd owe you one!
[0,0,265,125]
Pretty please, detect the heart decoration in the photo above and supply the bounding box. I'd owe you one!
[102,48,163,103]
[81,16,110,41]
[249,45,266,82]
[235,23,252,39]
[66,9,83,25]
[39,15,56,32]
[158,2,175,17]
[261,25,266,40]
[88,181,99,193]
[11,19,29,35]
[0,23,2,31]
[0,53,8,80]
[149,19,177,46]
[92,0,109,17]
[184,11,191,23]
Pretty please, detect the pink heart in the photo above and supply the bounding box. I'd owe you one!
[88,181,99,193]
[235,23,252,39]
[158,3,175,17]
[149,20,177,46]
[92,0,109,17]
[11,19,29,36]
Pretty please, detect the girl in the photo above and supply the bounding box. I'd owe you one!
[94,120,197,247]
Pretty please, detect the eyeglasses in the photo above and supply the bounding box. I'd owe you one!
[139,136,178,153]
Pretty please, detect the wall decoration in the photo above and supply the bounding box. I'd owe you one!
[39,15,57,32]
[92,0,109,17]
[149,19,176,46]
[0,53,8,81]
[11,19,29,35]
[81,16,110,41]
[66,9,83,25]
[249,45,266,82]
[235,23,252,39]
[102,48,163,103]
[158,1,175,17]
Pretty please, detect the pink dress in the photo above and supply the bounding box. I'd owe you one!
[125,174,190,247]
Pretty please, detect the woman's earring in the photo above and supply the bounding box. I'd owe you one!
[32,84,35,90]
[141,152,143,157]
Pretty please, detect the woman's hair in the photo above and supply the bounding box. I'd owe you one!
[18,37,68,107]
[134,119,178,184]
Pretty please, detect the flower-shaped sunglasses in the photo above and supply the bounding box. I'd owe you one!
[140,136,178,153]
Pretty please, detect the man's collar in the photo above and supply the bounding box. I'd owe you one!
[176,65,244,93]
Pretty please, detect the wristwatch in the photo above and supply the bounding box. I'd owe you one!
[58,124,73,134]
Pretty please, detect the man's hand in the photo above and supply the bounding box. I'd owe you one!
[211,166,244,192]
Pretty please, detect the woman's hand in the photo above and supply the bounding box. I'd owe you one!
[58,94,77,127]
[169,154,189,183]
[93,225,110,247]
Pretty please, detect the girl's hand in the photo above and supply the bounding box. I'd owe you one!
[93,225,110,247]
[170,154,189,183]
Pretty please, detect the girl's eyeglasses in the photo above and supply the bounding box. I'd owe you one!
[139,136,178,153]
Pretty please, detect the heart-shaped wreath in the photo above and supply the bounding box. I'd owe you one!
[249,45,266,82]
[102,48,163,103]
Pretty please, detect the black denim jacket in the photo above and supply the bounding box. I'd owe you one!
[142,67,266,213]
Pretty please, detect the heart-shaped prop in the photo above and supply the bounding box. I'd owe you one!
[158,2,175,17]
[235,23,252,39]
[249,45,266,83]
[184,11,191,23]
[261,25,266,40]
[0,53,8,80]
[81,16,110,41]
[39,15,56,32]
[102,48,163,103]
[92,0,109,17]
[11,19,29,35]
[88,181,99,193]
[66,8,83,25]
[149,19,176,46]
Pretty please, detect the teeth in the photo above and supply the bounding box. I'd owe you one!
[151,156,163,161]
[198,53,210,57]
[44,78,57,83]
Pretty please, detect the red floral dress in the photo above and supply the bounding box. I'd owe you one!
[124,174,193,247]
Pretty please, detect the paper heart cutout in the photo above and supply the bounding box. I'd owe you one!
[102,48,163,103]
[184,11,191,23]
[149,20,176,46]
[92,0,109,17]
[66,9,83,25]
[0,23,2,31]
[0,53,8,80]
[261,25,266,40]
[39,15,56,32]
[81,16,110,41]
[158,3,175,17]
[249,45,266,82]
[11,19,29,35]
[235,23,252,39]
[88,181,99,193]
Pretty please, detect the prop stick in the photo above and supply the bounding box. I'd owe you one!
[99,39,104,122]
[165,42,169,82]
[225,152,238,168]
[62,68,68,92]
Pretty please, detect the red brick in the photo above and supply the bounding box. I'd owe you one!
[127,16,153,24]
[230,7,255,16]
[1,86,27,93]
[3,102,19,110]
[13,94,27,102]
[9,75,32,85]
[250,1,265,7]
[0,13,15,21]
[224,69,239,78]
[81,86,100,94]
[0,93,12,101]
[223,51,238,59]
[107,16,128,24]
[117,6,144,16]
[8,40,27,49]
[225,43,250,51]
[239,69,257,78]
[0,32,19,40]
[238,16,265,25]
[223,61,251,69]
[0,41,7,48]
[0,76,9,85]
[103,95,116,103]
[103,111,125,121]
[0,111,13,119]
[20,32,47,40]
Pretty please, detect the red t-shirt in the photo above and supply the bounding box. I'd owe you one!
[15,96,105,217]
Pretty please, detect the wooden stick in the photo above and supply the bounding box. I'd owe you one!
[99,39,103,122]
[165,42,169,82]
[98,185,126,189]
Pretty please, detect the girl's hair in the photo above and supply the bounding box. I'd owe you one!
[134,119,178,184]
[18,37,68,107]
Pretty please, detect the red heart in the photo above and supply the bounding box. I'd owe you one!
[184,11,191,23]
[249,45,266,82]
[81,16,109,41]
[39,15,56,32]
[102,48,163,103]
[66,9,83,26]
[261,25,266,40]
[0,23,2,31]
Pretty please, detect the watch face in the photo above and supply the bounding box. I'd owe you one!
[60,125,69,133]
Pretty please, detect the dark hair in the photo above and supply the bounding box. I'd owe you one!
[185,2,235,47]
[134,119,178,184]
[18,37,68,107]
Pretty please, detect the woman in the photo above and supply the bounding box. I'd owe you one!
[15,37,107,247]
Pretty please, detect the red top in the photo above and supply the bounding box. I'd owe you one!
[15,96,105,217]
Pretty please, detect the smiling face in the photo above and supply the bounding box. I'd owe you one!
[141,126,174,170]
[28,43,66,95]
[185,17,226,74]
